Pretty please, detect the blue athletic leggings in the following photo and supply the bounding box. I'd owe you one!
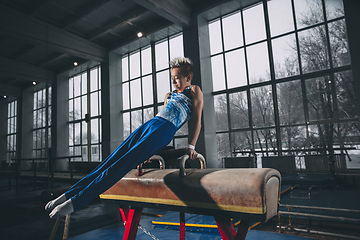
[65,116,176,211]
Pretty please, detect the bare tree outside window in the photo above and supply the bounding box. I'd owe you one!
[209,0,357,165]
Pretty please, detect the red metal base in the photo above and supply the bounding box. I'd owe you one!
[119,205,143,240]
[215,216,250,240]
[119,205,250,240]
[180,212,185,240]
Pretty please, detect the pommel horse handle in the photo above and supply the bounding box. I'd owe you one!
[137,155,165,176]
[179,153,206,178]
[149,155,165,169]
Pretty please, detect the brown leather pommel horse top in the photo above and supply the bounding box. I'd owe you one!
[100,154,281,223]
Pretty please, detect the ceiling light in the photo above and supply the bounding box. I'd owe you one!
[33,81,37,85]
[3,95,6,99]
[74,62,78,66]
[137,32,143,38]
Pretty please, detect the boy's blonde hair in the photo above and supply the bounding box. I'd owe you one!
[170,57,193,79]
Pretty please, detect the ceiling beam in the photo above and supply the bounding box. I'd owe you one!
[37,53,66,67]
[0,55,55,84]
[131,0,191,27]
[30,0,55,16]
[62,0,112,29]
[0,82,21,96]
[109,20,173,51]
[88,7,147,41]
[13,45,37,60]
[0,3,107,62]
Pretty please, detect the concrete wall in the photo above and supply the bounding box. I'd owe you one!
[101,59,111,159]
[20,88,34,160]
[344,0,360,118]
[0,99,7,162]
[109,52,124,152]
[56,73,70,171]
[197,14,219,168]
[17,88,34,170]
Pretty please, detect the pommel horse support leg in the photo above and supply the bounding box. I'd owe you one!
[100,154,281,240]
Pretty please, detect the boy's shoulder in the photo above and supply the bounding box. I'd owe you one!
[191,85,202,93]
[190,85,203,100]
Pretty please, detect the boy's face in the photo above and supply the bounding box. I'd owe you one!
[171,67,191,92]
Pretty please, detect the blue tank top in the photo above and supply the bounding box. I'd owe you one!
[156,86,193,130]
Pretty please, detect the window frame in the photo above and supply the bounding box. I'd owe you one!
[121,33,188,149]
[6,99,17,163]
[68,65,102,162]
[208,0,353,162]
[32,86,51,159]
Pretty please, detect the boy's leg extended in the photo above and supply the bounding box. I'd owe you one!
[69,117,175,211]
[63,118,157,199]
[45,123,147,212]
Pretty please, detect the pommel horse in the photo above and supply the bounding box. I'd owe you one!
[100,154,281,240]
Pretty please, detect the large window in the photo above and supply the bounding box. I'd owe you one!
[6,100,17,163]
[121,33,187,148]
[69,66,102,161]
[209,0,356,164]
[33,87,51,158]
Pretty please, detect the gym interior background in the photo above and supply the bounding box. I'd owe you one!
[0,0,359,239]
